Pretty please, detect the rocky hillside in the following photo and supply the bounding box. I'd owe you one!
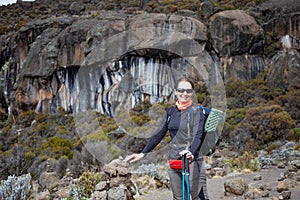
[0,0,299,199]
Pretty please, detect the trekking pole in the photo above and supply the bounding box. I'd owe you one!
[182,155,185,200]
[185,155,191,200]
[182,154,191,200]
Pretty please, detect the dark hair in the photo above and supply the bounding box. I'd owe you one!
[174,77,194,89]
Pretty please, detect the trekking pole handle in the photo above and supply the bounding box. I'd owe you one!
[180,150,194,160]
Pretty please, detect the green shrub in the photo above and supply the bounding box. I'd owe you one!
[75,171,101,198]
[54,125,68,135]
[226,151,259,172]
[291,127,300,141]
[110,147,120,159]
[42,137,73,159]
[232,105,296,152]
[0,25,13,34]
[81,131,110,142]
[25,151,34,160]
[34,121,51,136]
[177,0,200,11]
[18,110,35,127]
[16,19,30,30]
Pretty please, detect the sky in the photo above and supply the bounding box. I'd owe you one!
[0,0,35,6]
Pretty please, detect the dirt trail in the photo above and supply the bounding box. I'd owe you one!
[137,167,300,200]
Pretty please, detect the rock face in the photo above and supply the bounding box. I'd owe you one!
[209,10,266,81]
[266,50,300,90]
[250,0,300,40]
[0,1,299,116]
[2,12,225,115]
[209,10,264,57]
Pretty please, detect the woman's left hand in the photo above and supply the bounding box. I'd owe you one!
[124,153,145,163]
[179,150,194,160]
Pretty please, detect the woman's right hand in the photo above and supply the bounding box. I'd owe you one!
[124,153,145,163]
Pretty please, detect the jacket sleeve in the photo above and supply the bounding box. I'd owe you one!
[189,108,205,157]
[141,111,169,153]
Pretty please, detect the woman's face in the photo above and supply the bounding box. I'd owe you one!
[175,81,194,103]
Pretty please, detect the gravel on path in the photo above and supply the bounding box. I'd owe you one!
[136,166,300,200]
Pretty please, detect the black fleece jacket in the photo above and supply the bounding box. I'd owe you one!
[141,104,205,159]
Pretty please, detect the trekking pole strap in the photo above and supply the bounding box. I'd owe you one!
[185,156,191,200]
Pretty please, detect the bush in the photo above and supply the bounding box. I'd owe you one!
[56,156,69,178]
[226,151,259,172]
[17,111,35,127]
[0,174,31,200]
[71,171,101,199]
[231,105,296,152]
[42,137,73,159]
[70,149,101,178]
[0,145,32,180]
[291,127,300,141]
[222,108,246,141]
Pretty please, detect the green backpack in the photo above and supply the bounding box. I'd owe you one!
[190,106,224,156]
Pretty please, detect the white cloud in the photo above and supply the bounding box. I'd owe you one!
[0,0,35,6]
[0,0,16,6]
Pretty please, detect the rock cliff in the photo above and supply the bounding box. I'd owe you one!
[1,0,299,116]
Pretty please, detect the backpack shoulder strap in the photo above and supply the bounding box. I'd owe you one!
[195,105,210,117]
[166,105,177,123]
[187,105,203,137]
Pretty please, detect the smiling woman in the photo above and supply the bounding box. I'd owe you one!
[125,77,211,200]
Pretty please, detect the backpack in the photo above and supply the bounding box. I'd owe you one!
[166,105,224,157]
[190,106,224,156]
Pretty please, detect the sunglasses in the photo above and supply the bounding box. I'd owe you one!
[176,88,193,93]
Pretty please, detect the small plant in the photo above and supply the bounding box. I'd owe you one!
[16,19,30,30]
[267,143,277,154]
[0,174,31,200]
[18,110,35,127]
[291,127,300,141]
[42,137,73,159]
[226,151,259,172]
[72,171,101,199]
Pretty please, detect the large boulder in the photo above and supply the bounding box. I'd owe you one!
[224,177,249,196]
[209,10,265,82]
[266,50,300,90]
[209,10,264,57]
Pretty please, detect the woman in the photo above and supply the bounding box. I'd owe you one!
[125,77,209,200]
